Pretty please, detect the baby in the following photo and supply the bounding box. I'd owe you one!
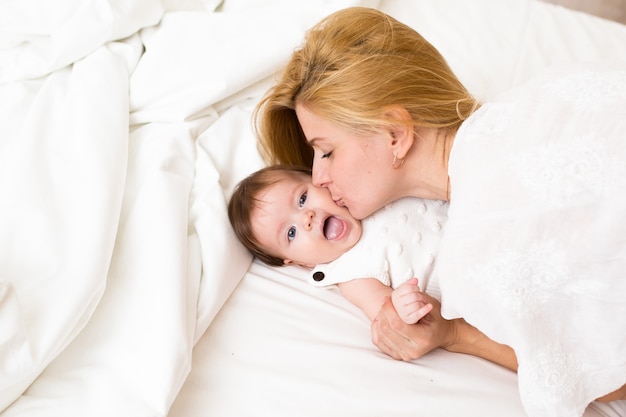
[228,165,448,324]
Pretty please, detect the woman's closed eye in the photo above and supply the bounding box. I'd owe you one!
[321,151,332,159]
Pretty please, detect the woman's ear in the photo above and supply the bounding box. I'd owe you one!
[384,105,414,159]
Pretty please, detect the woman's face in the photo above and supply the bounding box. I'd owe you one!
[295,103,396,220]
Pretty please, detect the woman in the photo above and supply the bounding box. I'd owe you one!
[253,6,626,417]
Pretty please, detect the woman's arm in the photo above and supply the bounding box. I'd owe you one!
[372,295,518,371]
[596,384,626,402]
[373,296,626,402]
[443,313,518,371]
[341,278,519,371]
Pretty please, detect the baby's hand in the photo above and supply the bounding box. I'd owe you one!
[391,278,433,324]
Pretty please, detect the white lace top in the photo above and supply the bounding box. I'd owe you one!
[437,63,626,417]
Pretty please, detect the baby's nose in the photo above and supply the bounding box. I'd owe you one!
[302,210,315,230]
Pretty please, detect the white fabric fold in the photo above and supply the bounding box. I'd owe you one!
[0,0,163,83]
[0,42,135,409]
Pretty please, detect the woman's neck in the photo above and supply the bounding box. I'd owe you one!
[403,127,455,201]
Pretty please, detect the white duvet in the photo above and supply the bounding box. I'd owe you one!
[0,0,372,414]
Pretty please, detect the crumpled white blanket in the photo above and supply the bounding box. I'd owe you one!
[0,0,369,414]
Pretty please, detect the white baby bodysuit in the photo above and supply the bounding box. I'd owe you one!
[309,196,448,300]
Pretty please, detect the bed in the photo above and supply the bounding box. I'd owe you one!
[1,0,625,416]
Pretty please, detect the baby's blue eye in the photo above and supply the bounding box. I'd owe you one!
[299,192,307,207]
[287,226,296,241]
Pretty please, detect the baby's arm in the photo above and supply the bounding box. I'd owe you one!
[338,277,434,323]
[391,278,433,324]
[338,278,394,322]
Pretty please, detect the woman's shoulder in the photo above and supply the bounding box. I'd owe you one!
[458,61,626,143]
[495,61,626,104]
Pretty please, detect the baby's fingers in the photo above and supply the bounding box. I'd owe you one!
[405,302,433,324]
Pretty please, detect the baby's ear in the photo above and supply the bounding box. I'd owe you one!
[284,259,314,269]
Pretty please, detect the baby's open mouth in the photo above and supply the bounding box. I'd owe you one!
[323,216,345,240]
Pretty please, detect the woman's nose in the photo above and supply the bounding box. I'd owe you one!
[312,163,330,188]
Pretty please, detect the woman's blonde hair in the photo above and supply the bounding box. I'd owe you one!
[254,6,479,168]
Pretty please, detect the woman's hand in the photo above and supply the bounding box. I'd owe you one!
[371,294,453,361]
[372,294,518,371]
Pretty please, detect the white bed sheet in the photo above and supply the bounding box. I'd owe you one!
[0,0,625,416]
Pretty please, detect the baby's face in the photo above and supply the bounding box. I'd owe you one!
[252,172,362,268]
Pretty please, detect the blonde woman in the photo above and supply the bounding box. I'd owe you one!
[254,6,626,416]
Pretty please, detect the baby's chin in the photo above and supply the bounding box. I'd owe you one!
[344,215,362,241]
[348,222,363,247]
